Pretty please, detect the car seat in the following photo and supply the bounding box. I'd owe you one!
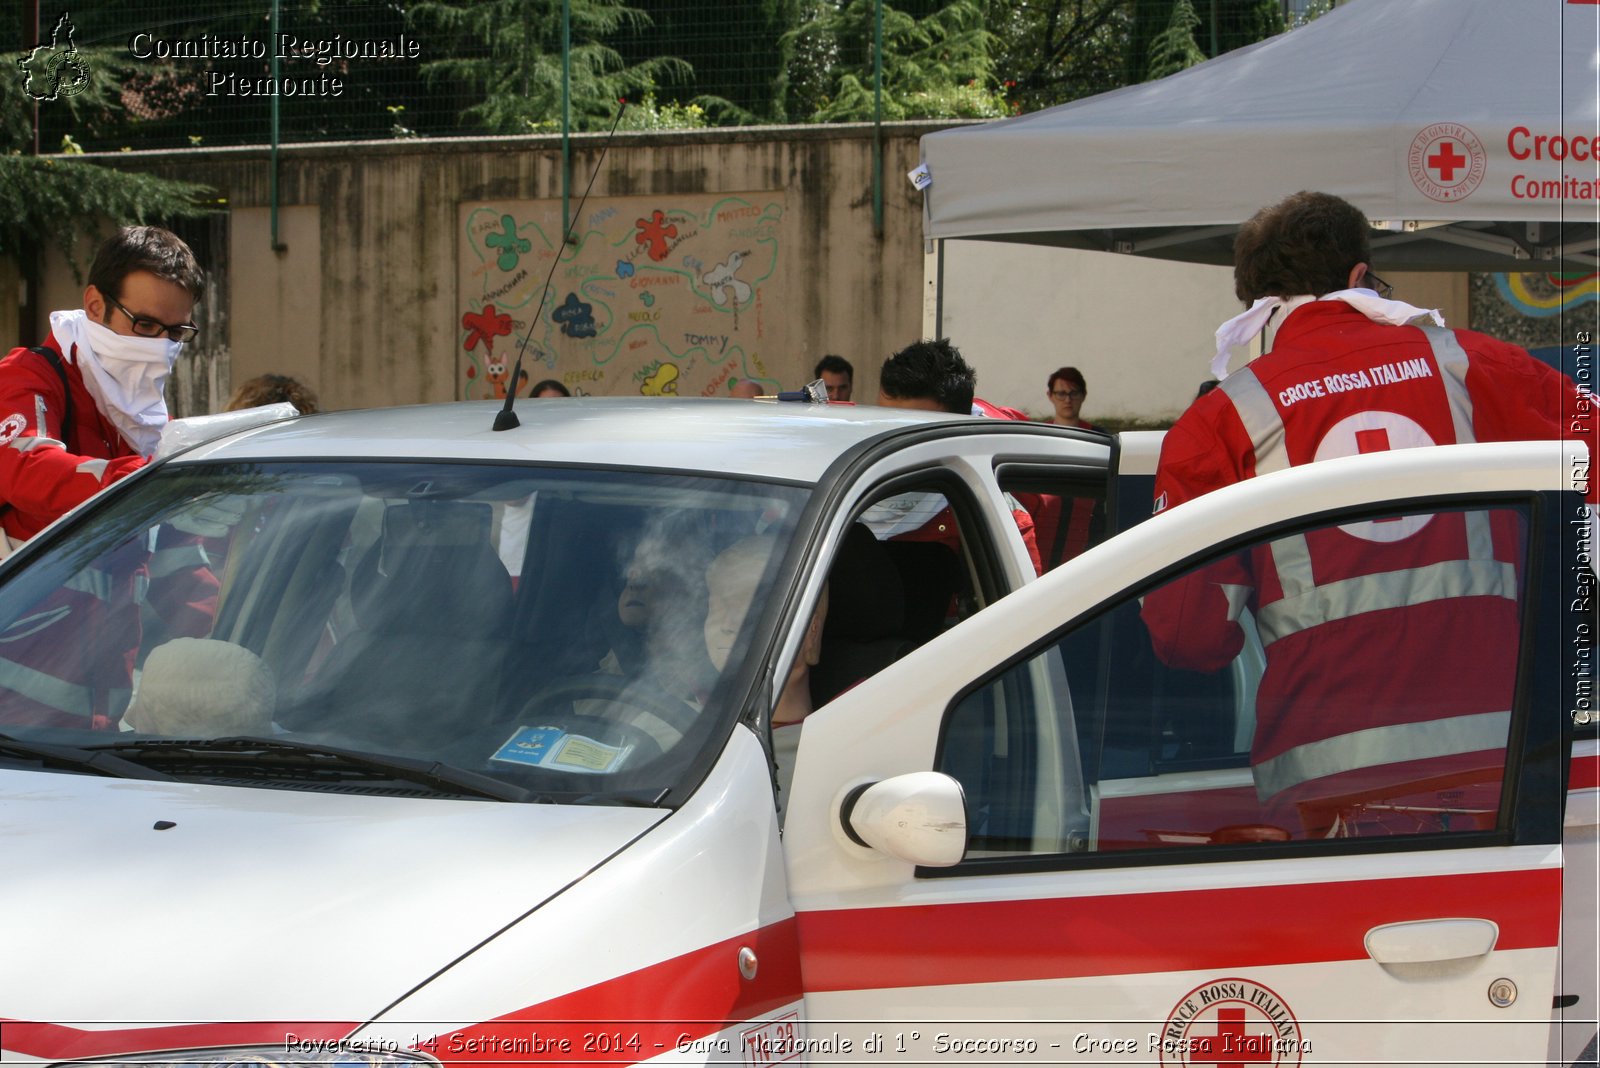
[290,500,515,749]
[809,523,915,707]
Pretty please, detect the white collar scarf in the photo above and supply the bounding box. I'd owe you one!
[50,309,181,457]
[1211,288,1446,381]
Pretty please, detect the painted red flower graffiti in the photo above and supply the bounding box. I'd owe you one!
[634,210,678,262]
[462,304,513,353]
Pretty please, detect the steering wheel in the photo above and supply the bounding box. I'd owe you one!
[508,673,703,749]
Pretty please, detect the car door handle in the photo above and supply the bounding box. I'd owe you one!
[1364,919,1499,964]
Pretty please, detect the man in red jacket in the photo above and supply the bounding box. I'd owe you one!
[1141,191,1595,834]
[0,225,203,546]
[0,226,209,729]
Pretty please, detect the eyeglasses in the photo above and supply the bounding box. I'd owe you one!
[1050,389,1086,401]
[1363,271,1394,300]
[105,292,199,343]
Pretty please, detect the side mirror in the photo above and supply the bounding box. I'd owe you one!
[839,771,967,867]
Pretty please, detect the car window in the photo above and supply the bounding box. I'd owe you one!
[811,480,989,708]
[938,501,1532,860]
[997,466,1108,573]
[0,462,807,806]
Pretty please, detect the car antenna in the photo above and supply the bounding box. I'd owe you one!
[494,101,628,432]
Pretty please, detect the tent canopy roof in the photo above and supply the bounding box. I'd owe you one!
[919,0,1599,271]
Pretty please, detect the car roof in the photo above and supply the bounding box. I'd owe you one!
[168,398,1024,484]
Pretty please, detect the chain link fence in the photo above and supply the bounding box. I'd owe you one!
[6,0,1311,153]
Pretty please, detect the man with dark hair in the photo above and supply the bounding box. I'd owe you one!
[0,225,204,546]
[877,339,973,413]
[874,338,1040,572]
[1143,190,1596,829]
[813,354,853,402]
[1230,189,1372,305]
[877,338,1024,419]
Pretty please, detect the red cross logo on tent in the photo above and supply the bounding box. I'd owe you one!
[1160,979,1304,1067]
[1427,141,1467,182]
[1408,122,1487,202]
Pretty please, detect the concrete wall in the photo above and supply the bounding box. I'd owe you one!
[37,125,1472,421]
[55,124,942,414]
[930,242,1471,426]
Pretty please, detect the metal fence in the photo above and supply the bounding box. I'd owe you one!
[8,0,1307,154]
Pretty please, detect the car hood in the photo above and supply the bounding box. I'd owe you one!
[0,769,664,1050]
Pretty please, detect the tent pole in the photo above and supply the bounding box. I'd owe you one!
[562,0,571,238]
[935,239,945,337]
[269,0,286,253]
[872,0,884,237]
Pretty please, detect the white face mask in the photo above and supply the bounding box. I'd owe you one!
[82,317,183,397]
[51,309,184,456]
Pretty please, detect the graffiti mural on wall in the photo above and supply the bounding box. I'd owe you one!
[457,193,787,399]
[1492,271,1600,318]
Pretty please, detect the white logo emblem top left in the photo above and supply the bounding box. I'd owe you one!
[18,12,90,102]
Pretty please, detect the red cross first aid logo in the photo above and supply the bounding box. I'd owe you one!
[1314,410,1437,542]
[1408,122,1487,202]
[1160,978,1306,1068]
[0,413,28,446]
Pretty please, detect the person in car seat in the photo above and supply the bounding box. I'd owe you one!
[703,535,828,816]
[592,528,717,746]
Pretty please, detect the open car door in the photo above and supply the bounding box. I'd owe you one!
[784,440,1583,1067]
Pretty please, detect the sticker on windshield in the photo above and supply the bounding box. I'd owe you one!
[491,725,632,773]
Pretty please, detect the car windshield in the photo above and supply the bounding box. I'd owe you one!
[0,461,806,806]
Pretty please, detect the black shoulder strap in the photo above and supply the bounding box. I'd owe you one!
[27,346,75,448]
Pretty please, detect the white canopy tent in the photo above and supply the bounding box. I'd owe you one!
[918,0,1600,278]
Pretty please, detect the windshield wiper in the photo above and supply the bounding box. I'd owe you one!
[85,736,530,802]
[0,732,176,781]
[564,788,672,808]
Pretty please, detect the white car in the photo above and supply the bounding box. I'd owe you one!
[0,398,1592,1067]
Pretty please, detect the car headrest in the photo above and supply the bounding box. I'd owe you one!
[353,501,512,633]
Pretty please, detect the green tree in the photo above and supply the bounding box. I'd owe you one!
[2,14,211,267]
[787,0,1003,122]
[410,0,692,133]
[985,0,1134,113]
[1127,0,1283,88]
[624,0,798,123]
[1145,0,1206,79]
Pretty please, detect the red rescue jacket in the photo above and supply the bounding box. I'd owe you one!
[1142,302,1594,807]
[0,336,146,540]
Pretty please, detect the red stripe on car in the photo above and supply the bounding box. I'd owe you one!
[0,1020,357,1059]
[418,918,803,1063]
[794,868,1560,992]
